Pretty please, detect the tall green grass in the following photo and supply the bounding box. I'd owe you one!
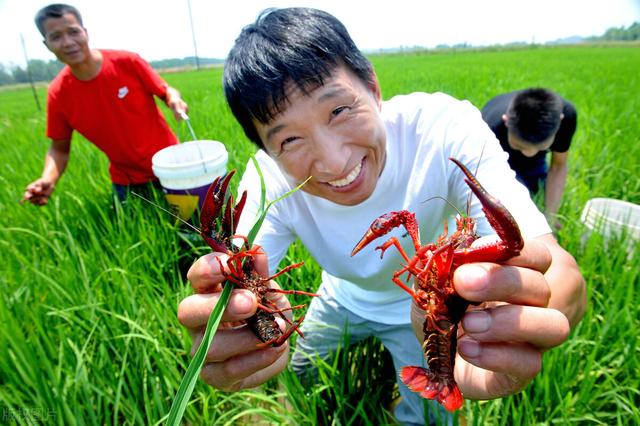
[0,45,638,425]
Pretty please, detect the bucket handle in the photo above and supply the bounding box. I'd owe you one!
[178,112,207,175]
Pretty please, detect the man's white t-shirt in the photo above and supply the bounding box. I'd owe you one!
[236,92,551,325]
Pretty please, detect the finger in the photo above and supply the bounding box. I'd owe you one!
[177,290,257,327]
[453,262,551,307]
[187,252,230,292]
[23,188,40,200]
[191,317,288,362]
[457,338,542,381]
[191,324,262,361]
[200,343,289,391]
[460,305,570,349]
[501,238,552,272]
[250,245,269,277]
[187,249,270,293]
[454,349,536,399]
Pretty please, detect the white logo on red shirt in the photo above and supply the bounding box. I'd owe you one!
[117,86,129,99]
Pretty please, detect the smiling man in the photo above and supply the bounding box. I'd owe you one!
[481,88,578,227]
[178,8,586,426]
[23,3,188,205]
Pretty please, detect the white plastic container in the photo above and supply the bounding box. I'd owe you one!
[152,140,228,220]
[580,198,640,255]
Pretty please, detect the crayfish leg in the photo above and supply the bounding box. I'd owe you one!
[391,276,419,301]
[375,237,412,262]
[266,288,321,297]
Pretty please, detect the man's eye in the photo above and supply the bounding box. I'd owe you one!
[281,136,298,148]
[331,106,349,117]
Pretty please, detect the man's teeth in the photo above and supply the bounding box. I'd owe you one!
[328,162,362,187]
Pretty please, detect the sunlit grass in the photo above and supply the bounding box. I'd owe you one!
[0,45,638,425]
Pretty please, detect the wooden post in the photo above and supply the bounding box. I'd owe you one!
[20,33,42,112]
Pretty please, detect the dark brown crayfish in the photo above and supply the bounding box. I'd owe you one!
[200,170,318,347]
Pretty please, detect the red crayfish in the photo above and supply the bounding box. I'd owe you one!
[350,158,523,411]
[200,170,318,347]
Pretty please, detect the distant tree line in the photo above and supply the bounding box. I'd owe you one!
[0,59,63,86]
[588,21,640,42]
[147,56,223,70]
[0,56,223,86]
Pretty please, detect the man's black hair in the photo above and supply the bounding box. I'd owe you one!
[35,4,83,37]
[506,88,563,144]
[223,7,375,148]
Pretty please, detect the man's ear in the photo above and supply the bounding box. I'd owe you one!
[501,114,509,126]
[368,71,382,109]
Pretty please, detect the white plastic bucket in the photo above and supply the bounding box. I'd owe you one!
[580,198,640,255]
[152,140,228,220]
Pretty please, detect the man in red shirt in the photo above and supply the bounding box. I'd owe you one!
[22,3,188,205]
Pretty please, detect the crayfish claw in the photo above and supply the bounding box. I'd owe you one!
[449,158,523,260]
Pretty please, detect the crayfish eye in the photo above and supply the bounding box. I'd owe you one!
[372,218,387,232]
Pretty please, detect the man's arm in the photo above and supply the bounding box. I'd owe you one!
[545,151,568,225]
[164,86,188,121]
[22,139,71,205]
[130,52,189,121]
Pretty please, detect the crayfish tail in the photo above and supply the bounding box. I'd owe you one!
[400,366,464,412]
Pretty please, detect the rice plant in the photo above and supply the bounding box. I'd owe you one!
[1,45,638,425]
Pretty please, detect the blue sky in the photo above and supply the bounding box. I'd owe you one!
[1,0,639,67]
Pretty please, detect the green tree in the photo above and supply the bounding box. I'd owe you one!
[0,64,15,85]
[593,21,639,41]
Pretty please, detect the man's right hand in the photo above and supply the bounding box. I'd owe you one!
[22,178,55,206]
[177,249,291,391]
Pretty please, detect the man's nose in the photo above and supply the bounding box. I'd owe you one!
[311,129,348,175]
[60,33,74,46]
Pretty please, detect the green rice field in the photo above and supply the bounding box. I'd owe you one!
[0,45,638,425]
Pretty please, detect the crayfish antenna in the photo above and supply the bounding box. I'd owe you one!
[422,195,465,219]
[130,192,201,234]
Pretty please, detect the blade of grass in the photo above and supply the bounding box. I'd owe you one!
[251,155,267,221]
[166,282,232,426]
[248,176,311,246]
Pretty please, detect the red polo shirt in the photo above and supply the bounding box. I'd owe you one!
[46,49,178,184]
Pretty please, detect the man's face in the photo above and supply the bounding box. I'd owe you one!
[254,65,386,206]
[42,13,90,66]
[506,132,554,157]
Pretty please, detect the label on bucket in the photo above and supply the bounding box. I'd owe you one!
[163,182,212,221]
[165,194,200,221]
